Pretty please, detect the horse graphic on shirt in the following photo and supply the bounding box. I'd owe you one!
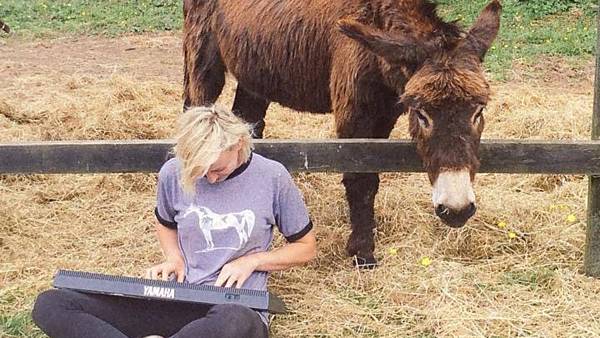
[182,205,255,252]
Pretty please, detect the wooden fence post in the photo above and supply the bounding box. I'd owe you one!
[584,1,600,276]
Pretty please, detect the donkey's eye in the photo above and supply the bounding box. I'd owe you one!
[473,106,485,125]
[415,110,430,129]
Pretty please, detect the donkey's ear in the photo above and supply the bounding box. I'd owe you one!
[461,0,502,61]
[337,19,428,65]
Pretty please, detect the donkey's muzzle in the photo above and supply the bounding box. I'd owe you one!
[435,202,476,227]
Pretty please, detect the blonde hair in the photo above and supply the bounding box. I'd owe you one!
[174,104,254,194]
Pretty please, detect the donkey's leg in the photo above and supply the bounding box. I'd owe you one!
[341,172,379,267]
[335,99,402,268]
[232,86,270,138]
[182,9,225,109]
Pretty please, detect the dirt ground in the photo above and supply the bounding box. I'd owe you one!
[1,32,600,337]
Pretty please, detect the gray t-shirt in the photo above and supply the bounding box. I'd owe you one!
[154,153,311,325]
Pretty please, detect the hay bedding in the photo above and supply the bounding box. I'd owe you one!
[1,34,600,337]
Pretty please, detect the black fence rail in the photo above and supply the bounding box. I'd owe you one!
[1,139,600,175]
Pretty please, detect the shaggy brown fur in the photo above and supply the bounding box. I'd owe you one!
[183,0,501,266]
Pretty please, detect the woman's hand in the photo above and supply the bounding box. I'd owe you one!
[215,230,317,288]
[146,257,185,282]
[215,255,259,288]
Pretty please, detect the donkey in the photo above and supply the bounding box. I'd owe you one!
[182,0,502,266]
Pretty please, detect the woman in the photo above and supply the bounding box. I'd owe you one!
[33,105,317,338]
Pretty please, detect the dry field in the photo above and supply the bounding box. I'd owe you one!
[1,33,599,337]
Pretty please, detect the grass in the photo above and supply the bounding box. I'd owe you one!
[0,0,597,79]
[0,0,181,37]
[439,0,598,78]
[502,267,559,290]
[0,312,44,338]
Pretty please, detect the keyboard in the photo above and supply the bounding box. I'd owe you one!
[52,269,287,313]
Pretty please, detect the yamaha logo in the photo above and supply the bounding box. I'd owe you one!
[143,285,175,299]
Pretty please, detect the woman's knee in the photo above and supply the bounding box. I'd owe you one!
[32,289,57,326]
[209,304,266,336]
[210,304,255,320]
[32,289,76,325]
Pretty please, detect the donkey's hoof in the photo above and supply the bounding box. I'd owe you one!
[352,255,378,269]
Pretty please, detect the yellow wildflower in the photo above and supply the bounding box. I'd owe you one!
[420,256,432,267]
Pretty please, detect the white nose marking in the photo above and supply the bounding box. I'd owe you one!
[432,169,475,210]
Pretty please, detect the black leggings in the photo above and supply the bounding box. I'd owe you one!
[32,289,268,338]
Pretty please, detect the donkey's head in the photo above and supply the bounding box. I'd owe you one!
[338,1,501,227]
